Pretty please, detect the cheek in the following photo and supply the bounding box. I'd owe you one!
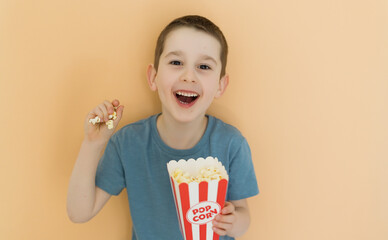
[202,83,220,98]
[155,76,172,95]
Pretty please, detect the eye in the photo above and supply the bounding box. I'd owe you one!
[199,64,211,70]
[170,60,182,66]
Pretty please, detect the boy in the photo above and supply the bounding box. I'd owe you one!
[67,15,259,239]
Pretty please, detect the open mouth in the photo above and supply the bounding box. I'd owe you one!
[175,91,199,105]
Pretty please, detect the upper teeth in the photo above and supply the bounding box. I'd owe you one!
[176,91,198,97]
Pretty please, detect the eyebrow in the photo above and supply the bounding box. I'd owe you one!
[201,55,218,66]
[164,51,218,66]
[164,50,183,58]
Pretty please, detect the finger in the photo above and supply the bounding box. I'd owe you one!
[116,105,124,121]
[98,104,109,122]
[112,99,120,108]
[87,110,96,119]
[87,107,103,126]
[212,220,232,232]
[212,226,227,236]
[215,213,236,224]
[93,107,104,122]
[221,202,235,215]
[111,105,124,129]
[103,100,114,115]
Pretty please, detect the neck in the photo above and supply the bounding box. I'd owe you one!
[156,113,208,150]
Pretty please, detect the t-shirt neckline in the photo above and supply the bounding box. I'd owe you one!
[150,113,213,156]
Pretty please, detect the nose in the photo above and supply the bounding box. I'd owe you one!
[181,68,197,83]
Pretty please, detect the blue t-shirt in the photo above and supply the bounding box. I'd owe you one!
[96,114,259,240]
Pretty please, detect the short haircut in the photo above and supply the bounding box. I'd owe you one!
[154,15,228,78]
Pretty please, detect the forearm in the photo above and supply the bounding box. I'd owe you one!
[67,139,106,222]
[228,205,251,237]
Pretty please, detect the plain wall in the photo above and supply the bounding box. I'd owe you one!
[1,0,387,239]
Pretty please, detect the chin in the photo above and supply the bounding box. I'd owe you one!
[169,110,206,124]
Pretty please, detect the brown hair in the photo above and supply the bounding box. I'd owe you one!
[154,15,228,78]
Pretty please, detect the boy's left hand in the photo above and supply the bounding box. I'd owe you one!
[212,201,236,236]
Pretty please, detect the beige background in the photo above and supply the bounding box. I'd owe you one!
[1,0,387,239]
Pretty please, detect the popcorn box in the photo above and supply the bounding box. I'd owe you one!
[167,157,229,240]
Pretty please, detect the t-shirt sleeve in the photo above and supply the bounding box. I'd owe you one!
[95,136,126,196]
[227,137,259,201]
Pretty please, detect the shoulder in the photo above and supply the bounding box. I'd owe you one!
[208,115,245,142]
[207,115,248,154]
[111,114,157,142]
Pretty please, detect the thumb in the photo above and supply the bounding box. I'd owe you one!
[116,105,124,122]
[222,201,234,214]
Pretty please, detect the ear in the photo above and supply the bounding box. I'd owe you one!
[215,74,229,98]
[147,64,158,91]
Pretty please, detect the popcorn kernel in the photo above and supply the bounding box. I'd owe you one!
[172,167,224,184]
[89,111,117,130]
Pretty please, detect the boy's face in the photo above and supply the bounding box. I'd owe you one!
[147,27,229,123]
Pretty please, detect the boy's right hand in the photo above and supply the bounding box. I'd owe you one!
[84,99,124,143]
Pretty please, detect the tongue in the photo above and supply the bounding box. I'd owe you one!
[177,95,195,104]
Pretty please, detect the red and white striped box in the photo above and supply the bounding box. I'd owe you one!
[167,157,229,240]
